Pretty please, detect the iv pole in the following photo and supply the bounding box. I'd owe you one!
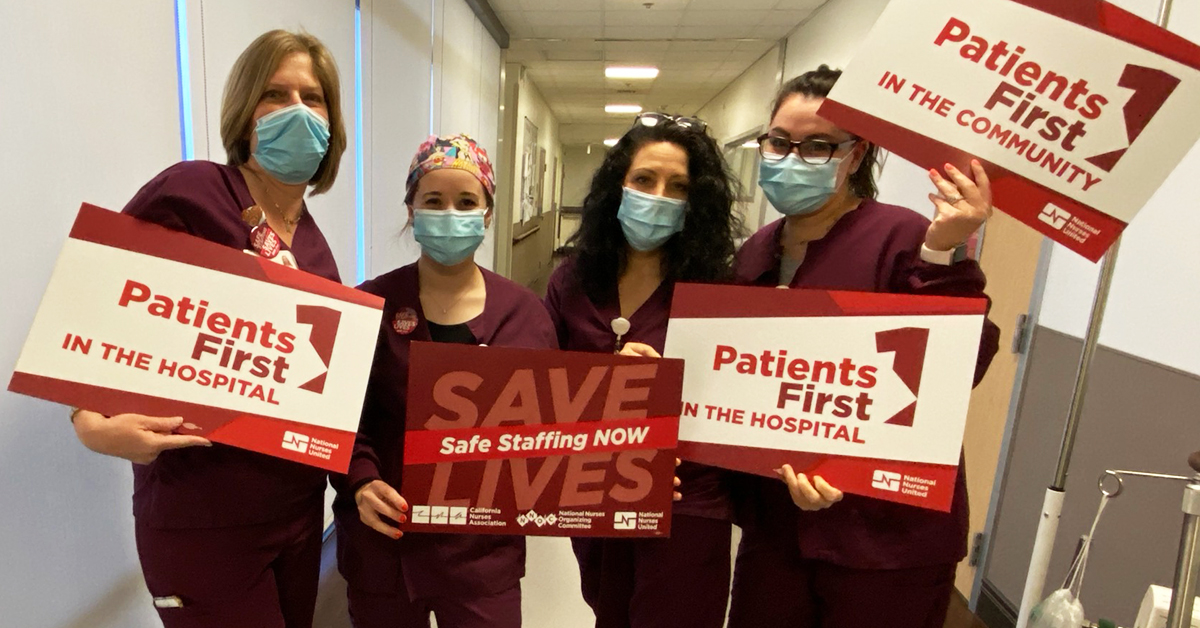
[1013,2,1176,626]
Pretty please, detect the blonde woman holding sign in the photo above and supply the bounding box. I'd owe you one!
[70,30,347,628]
[727,65,1001,628]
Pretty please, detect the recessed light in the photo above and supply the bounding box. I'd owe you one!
[606,67,659,80]
[603,138,619,147]
[605,104,643,114]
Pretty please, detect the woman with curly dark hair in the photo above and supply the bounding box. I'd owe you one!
[543,113,742,628]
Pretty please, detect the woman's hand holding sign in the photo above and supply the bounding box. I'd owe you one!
[924,160,993,252]
[776,464,843,511]
[72,410,211,464]
[355,479,409,539]
[618,341,682,501]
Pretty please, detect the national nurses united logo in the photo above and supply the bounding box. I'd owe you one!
[393,307,419,335]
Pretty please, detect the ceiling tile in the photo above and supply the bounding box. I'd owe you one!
[523,10,603,27]
[675,25,758,38]
[604,9,684,26]
[668,39,739,52]
[604,0,692,10]
[604,40,672,53]
[506,49,546,63]
[531,24,605,38]
[545,49,605,61]
[661,49,733,62]
[685,0,780,9]
[603,24,681,39]
[773,0,825,10]
[522,0,604,9]
[763,8,818,26]
[680,10,770,26]
[489,0,522,11]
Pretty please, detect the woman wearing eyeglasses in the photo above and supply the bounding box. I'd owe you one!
[543,113,742,628]
[69,30,346,628]
[725,66,1001,628]
[332,135,557,628]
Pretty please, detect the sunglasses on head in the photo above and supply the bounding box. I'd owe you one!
[633,112,708,134]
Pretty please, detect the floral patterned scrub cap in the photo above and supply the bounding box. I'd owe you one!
[404,134,496,204]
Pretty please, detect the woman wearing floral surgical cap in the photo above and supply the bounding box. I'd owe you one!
[331,134,557,628]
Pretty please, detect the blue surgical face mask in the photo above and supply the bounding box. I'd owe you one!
[759,154,843,216]
[617,187,687,252]
[412,208,487,266]
[252,103,331,185]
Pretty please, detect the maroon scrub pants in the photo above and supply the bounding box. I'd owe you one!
[727,522,956,628]
[572,514,733,628]
[134,506,324,628]
[346,582,521,628]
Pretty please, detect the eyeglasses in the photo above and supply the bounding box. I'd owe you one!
[757,134,857,165]
[634,112,708,134]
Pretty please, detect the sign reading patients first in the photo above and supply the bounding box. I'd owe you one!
[822,0,1200,261]
[8,204,383,472]
[664,284,986,512]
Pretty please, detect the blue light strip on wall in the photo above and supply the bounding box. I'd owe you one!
[355,0,366,283]
[174,0,195,160]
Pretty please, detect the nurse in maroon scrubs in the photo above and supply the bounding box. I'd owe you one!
[543,113,742,628]
[726,65,1002,628]
[69,31,347,628]
[333,135,556,628]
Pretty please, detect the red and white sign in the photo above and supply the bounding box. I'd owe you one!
[401,342,682,537]
[821,0,1200,261]
[663,284,986,511]
[7,204,384,472]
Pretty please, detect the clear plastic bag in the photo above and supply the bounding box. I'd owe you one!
[1026,494,1111,628]
[1028,589,1085,628]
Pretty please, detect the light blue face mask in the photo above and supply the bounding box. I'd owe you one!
[253,103,331,185]
[412,208,487,266]
[616,187,687,252]
[758,154,843,216]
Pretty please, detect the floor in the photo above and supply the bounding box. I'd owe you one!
[313,533,991,628]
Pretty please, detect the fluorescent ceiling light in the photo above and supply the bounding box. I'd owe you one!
[606,66,659,80]
[742,140,759,148]
[605,104,643,114]
[603,138,619,147]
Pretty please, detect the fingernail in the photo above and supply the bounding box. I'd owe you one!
[394,532,402,539]
[773,468,783,475]
[399,515,408,523]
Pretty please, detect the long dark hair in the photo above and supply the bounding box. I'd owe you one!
[560,122,742,298]
[772,65,879,200]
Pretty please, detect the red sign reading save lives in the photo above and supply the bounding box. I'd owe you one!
[401,342,683,537]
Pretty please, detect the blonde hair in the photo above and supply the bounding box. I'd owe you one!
[220,30,346,195]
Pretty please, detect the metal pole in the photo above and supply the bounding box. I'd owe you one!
[1015,9,1179,626]
[1165,469,1200,628]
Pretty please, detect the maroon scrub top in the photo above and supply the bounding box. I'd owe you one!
[733,198,1001,569]
[543,258,733,522]
[333,262,558,601]
[121,160,341,529]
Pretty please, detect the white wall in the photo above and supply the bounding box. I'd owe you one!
[0,1,180,626]
[510,71,563,226]
[0,0,506,626]
[1036,0,1200,377]
[362,0,502,277]
[695,48,785,233]
[188,0,359,283]
[560,145,606,208]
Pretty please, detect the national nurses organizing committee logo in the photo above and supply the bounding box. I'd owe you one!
[517,510,558,527]
[1038,203,1072,230]
[281,430,311,454]
[614,512,637,530]
[871,470,902,492]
